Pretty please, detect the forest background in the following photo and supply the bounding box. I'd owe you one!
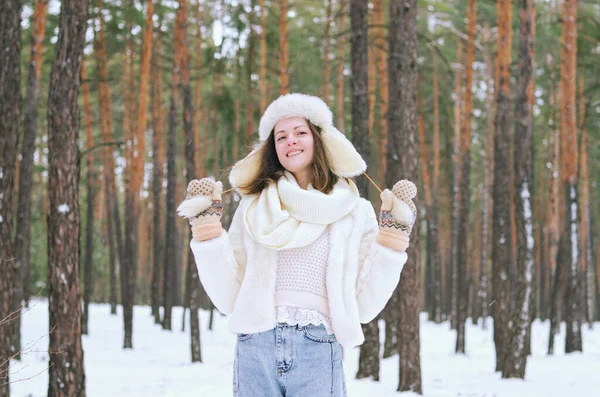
[1,0,599,395]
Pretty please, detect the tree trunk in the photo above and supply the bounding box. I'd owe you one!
[259,0,268,113]
[388,0,422,393]
[456,0,476,354]
[350,0,378,380]
[46,1,88,395]
[81,61,96,336]
[245,0,256,144]
[12,0,48,360]
[94,0,122,315]
[578,78,593,327]
[279,0,289,94]
[450,38,464,330]
[502,0,536,379]
[193,1,204,177]
[322,0,332,101]
[151,21,165,324]
[164,8,183,329]
[492,0,513,373]
[177,0,202,363]
[417,94,432,317]
[374,0,388,196]
[335,0,346,131]
[122,0,153,349]
[0,1,22,394]
[559,0,582,354]
[479,21,494,330]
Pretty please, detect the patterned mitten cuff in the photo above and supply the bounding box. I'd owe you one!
[192,222,223,242]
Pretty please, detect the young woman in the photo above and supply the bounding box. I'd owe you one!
[178,93,416,396]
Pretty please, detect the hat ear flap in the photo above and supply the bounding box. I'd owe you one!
[229,148,262,192]
[321,126,367,178]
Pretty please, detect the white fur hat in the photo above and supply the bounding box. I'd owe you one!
[230,93,367,191]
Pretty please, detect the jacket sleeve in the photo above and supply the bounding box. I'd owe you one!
[355,202,408,323]
[189,200,248,314]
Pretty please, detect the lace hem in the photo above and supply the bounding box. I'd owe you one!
[276,306,334,335]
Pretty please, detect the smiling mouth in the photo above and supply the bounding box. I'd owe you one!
[286,150,303,157]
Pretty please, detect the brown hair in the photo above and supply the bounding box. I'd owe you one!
[237,120,340,195]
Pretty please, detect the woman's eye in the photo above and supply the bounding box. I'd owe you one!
[277,136,285,141]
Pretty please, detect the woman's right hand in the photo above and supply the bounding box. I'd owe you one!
[183,178,224,241]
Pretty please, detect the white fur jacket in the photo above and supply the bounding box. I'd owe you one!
[190,196,407,348]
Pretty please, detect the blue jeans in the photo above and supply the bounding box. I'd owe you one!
[234,324,347,396]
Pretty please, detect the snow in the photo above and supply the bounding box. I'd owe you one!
[10,301,600,397]
[57,204,70,214]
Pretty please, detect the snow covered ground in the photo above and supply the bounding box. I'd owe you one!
[10,300,600,396]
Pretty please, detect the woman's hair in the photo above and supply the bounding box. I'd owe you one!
[237,120,339,195]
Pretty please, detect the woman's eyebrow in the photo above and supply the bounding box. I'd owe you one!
[275,125,306,135]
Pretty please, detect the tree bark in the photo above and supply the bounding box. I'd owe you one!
[259,0,268,112]
[322,0,333,101]
[335,0,346,131]
[81,61,96,336]
[46,0,88,395]
[151,21,165,324]
[0,1,22,394]
[164,8,183,330]
[492,0,513,373]
[94,0,123,315]
[12,0,48,359]
[559,0,582,354]
[456,0,476,354]
[350,0,378,380]
[479,21,494,330]
[177,0,202,363]
[503,0,536,379]
[450,38,464,330]
[245,0,256,144]
[388,0,422,393]
[279,0,289,94]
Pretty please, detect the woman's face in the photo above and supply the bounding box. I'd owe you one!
[274,117,315,185]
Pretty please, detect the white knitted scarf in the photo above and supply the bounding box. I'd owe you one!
[243,172,359,250]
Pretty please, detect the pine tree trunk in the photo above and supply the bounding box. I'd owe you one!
[417,93,433,315]
[193,1,204,177]
[46,1,88,394]
[245,0,256,144]
[12,0,48,359]
[322,0,332,101]
[450,38,464,330]
[492,0,513,373]
[335,0,346,131]
[429,48,442,324]
[0,1,22,394]
[279,0,289,94]
[374,0,388,195]
[350,0,378,380]
[388,0,422,393]
[121,0,153,349]
[502,0,535,378]
[81,61,96,336]
[578,79,593,327]
[164,8,183,329]
[479,21,494,330]
[258,0,268,113]
[177,0,202,363]
[151,22,165,324]
[456,0,476,354]
[94,0,122,315]
[559,0,582,354]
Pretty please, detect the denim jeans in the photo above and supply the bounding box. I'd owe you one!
[233,324,347,396]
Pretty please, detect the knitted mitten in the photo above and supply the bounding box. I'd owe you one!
[177,178,223,241]
[377,180,417,252]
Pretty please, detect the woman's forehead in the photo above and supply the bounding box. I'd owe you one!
[274,116,308,133]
